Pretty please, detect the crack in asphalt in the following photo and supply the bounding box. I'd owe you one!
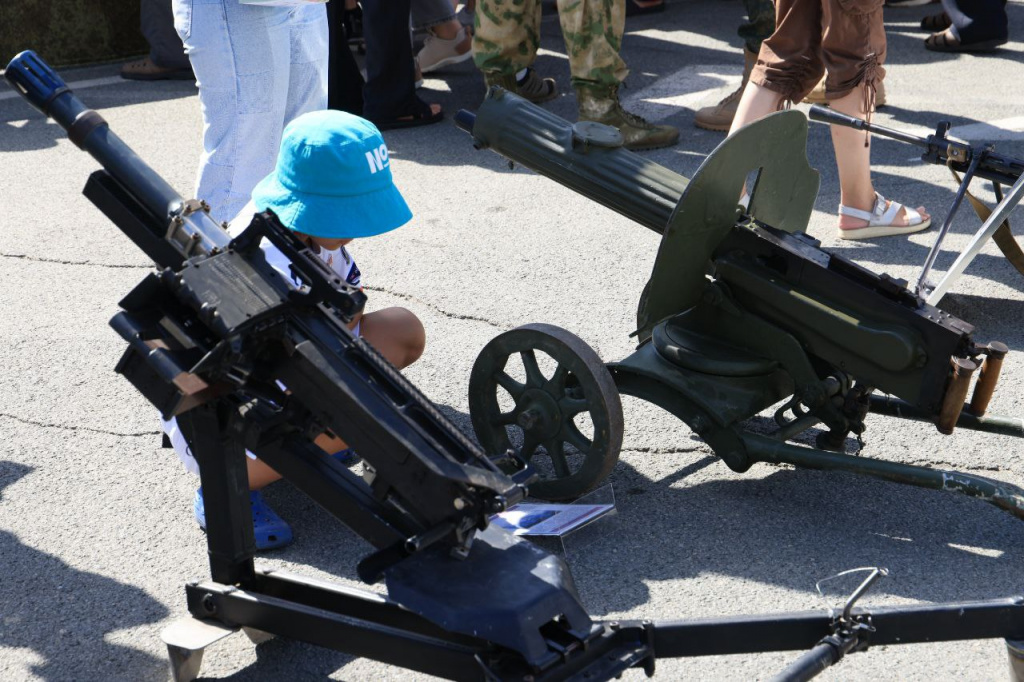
[0,252,150,269]
[365,285,507,329]
[0,413,158,438]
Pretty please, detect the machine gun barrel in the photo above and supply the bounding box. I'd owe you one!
[808,104,1024,186]
[456,88,688,234]
[4,50,230,264]
[808,104,933,147]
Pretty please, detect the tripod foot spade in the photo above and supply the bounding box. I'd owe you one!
[162,617,237,682]
[469,323,624,500]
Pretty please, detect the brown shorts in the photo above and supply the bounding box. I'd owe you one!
[750,0,887,106]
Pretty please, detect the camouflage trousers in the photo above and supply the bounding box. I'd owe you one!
[473,0,628,89]
[739,0,776,54]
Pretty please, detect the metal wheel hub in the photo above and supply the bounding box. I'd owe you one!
[516,389,562,441]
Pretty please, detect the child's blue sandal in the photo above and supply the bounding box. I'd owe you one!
[193,487,293,550]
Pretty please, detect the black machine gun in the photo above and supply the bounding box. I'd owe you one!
[809,104,1024,304]
[7,52,1024,681]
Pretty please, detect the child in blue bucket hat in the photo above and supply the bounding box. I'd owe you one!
[162,110,426,550]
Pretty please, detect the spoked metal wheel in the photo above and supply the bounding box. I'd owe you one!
[468,323,624,500]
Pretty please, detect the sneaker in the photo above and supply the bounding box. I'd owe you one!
[193,487,293,550]
[485,68,558,104]
[417,26,473,74]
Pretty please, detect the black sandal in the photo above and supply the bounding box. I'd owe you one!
[925,28,1006,53]
[369,98,444,131]
[920,11,951,31]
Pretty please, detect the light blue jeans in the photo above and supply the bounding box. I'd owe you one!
[172,0,329,222]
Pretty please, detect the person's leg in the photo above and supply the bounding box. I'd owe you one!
[144,0,192,69]
[822,0,929,234]
[411,0,458,31]
[124,0,194,80]
[940,0,1008,45]
[244,307,425,491]
[284,3,330,124]
[729,0,823,136]
[326,0,365,115]
[695,0,774,131]
[738,0,776,55]
[556,0,628,90]
[562,0,678,149]
[174,0,296,222]
[361,0,443,123]
[475,0,555,101]
[359,307,427,370]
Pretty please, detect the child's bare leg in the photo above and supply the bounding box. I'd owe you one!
[245,430,348,490]
[247,456,282,491]
[359,307,426,370]
[832,84,929,230]
[245,306,426,488]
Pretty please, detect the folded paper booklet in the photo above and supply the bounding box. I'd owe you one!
[491,502,614,537]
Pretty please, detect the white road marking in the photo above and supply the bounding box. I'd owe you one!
[0,75,124,102]
[622,64,741,122]
[950,116,1024,142]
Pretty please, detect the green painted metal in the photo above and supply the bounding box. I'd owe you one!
[462,91,1024,520]
[470,87,688,235]
[741,432,1024,520]
[636,110,819,338]
[868,395,1024,437]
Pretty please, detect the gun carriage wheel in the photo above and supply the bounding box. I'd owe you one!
[469,323,624,500]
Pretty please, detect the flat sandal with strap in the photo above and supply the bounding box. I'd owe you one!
[838,192,931,240]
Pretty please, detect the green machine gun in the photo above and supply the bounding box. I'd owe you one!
[455,88,1024,518]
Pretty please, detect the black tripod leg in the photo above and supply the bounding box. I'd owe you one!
[176,403,256,586]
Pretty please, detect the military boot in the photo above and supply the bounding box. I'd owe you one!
[484,68,558,104]
[576,84,679,151]
[694,48,758,132]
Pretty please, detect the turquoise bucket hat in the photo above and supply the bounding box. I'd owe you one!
[252,110,412,238]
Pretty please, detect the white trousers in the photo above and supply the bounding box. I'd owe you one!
[172,0,329,222]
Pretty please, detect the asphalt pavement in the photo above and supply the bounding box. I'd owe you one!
[1,2,1024,680]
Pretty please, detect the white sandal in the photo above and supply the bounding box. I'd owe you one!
[838,191,931,240]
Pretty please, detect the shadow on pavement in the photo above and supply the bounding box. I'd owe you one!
[573,449,1024,616]
[0,76,195,153]
[0,460,169,681]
